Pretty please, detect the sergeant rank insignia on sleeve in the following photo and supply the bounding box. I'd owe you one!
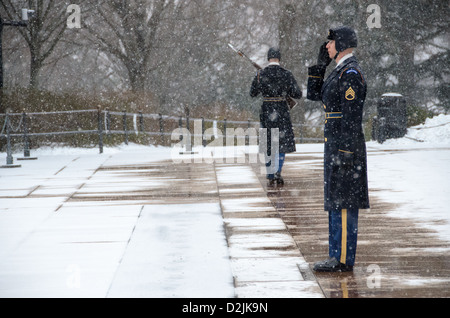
[345,87,356,100]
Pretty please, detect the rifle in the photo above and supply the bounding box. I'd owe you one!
[228,43,298,110]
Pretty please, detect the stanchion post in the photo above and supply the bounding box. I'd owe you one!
[1,112,21,168]
[201,117,206,147]
[123,110,128,145]
[178,116,182,142]
[105,109,110,133]
[22,111,30,157]
[139,111,144,132]
[223,119,227,140]
[6,113,12,164]
[185,108,192,152]
[246,119,251,145]
[17,110,37,160]
[159,113,164,145]
[97,106,103,154]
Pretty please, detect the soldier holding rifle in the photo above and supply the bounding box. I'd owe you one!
[250,48,302,186]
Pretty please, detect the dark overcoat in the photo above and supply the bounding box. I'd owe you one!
[307,56,370,211]
[250,64,302,155]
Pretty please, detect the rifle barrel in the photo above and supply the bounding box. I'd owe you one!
[228,43,261,70]
[228,43,296,109]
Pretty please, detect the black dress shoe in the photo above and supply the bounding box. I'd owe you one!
[313,257,353,272]
[274,173,284,185]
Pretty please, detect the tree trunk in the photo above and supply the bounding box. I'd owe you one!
[29,49,41,89]
[127,66,146,92]
[278,1,296,71]
[278,1,305,127]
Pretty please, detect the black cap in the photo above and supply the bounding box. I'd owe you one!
[267,47,281,60]
[327,26,357,52]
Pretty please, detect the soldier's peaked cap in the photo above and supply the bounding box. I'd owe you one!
[327,26,357,52]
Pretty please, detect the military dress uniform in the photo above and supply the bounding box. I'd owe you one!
[307,27,369,271]
[250,48,302,185]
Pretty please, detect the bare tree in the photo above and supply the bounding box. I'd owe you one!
[83,0,177,93]
[1,0,72,89]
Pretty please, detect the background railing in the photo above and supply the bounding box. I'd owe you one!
[0,109,323,163]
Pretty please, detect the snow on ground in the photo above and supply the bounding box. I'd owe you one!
[0,114,449,297]
[366,114,450,243]
[385,114,450,146]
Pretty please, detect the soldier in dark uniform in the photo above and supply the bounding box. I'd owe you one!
[250,48,302,186]
[307,26,370,272]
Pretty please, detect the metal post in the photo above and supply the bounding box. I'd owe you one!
[223,119,227,139]
[97,107,103,154]
[22,111,29,157]
[201,117,205,147]
[178,113,197,155]
[178,116,183,142]
[17,111,37,160]
[0,16,28,114]
[6,113,12,164]
[1,112,21,168]
[186,108,190,134]
[123,110,128,145]
[185,108,192,152]
[1,12,30,151]
[299,121,304,144]
[246,119,251,145]
[159,113,164,145]
[106,109,110,133]
[139,111,144,132]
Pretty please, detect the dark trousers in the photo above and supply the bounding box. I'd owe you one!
[266,153,285,179]
[328,209,359,266]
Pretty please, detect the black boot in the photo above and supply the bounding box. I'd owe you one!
[312,257,353,272]
[274,172,284,186]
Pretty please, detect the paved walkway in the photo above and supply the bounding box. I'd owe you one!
[1,146,449,298]
[0,148,323,297]
[257,150,450,298]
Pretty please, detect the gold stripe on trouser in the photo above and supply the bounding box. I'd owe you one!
[340,209,347,264]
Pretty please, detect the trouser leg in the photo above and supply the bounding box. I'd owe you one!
[328,208,359,266]
[265,155,274,179]
[277,153,285,174]
[266,152,285,179]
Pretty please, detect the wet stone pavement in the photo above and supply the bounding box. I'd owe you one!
[2,147,449,298]
[252,151,450,298]
[86,150,450,298]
